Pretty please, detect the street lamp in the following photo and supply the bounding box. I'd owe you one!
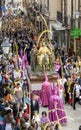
[75,11,80,19]
[74,10,80,53]
[1,39,11,55]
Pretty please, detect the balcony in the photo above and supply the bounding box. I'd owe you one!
[40,4,50,17]
[57,11,63,23]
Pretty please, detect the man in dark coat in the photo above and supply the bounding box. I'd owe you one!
[31,94,39,119]
[72,83,76,110]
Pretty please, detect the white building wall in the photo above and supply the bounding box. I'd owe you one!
[67,0,71,16]
[49,0,61,20]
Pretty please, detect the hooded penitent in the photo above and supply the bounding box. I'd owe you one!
[49,83,67,124]
[41,71,52,107]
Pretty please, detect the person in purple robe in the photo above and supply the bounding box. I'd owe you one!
[20,46,29,69]
[22,54,28,69]
[41,72,52,107]
[20,47,23,59]
[49,83,67,124]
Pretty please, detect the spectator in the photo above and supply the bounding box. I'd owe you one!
[14,83,23,104]
[32,110,40,129]
[4,109,13,130]
[20,118,27,130]
[28,125,35,130]
[40,111,49,127]
[0,110,5,130]
[46,125,51,130]
[31,95,39,119]
[4,89,13,103]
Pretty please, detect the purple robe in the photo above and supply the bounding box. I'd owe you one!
[41,72,52,107]
[49,84,67,124]
[20,48,23,58]
[22,54,28,69]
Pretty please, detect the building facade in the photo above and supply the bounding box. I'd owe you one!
[49,0,81,54]
[49,0,66,48]
[0,0,2,17]
[65,0,81,55]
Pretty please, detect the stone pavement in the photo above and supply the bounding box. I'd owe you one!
[39,103,81,130]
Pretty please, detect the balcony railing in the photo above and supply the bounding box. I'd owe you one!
[39,4,49,16]
[57,11,63,23]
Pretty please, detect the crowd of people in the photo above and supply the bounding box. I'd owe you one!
[30,46,81,130]
[0,11,37,130]
[0,1,81,130]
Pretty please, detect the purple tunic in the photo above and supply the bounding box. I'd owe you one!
[41,72,52,107]
[22,54,28,69]
[20,48,23,58]
[40,117,49,125]
[49,84,67,124]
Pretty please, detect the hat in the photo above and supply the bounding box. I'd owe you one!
[44,71,48,82]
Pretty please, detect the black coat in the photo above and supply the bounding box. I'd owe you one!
[31,99,39,119]
[73,87,76,110]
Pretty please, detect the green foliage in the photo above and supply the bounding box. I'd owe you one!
[70,27,81,38]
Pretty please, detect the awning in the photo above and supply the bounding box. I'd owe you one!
[52,21,66,31]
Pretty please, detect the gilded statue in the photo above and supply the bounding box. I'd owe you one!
[37,42,52,70]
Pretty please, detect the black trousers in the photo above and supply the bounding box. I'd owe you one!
[73,99,76,110]
[65,92,69,103]
[58,67,62,78]
[76,97,79,102]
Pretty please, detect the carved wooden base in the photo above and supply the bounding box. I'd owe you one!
[27,66,58,84]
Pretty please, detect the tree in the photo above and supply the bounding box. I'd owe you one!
[70,27,81,53]
[70,27,81,38]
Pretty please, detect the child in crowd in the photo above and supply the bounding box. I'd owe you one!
[40,111,49,126]
[32,111,40,129]
[46,125,51,130]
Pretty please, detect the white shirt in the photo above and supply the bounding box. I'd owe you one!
[76,84,80,97]
[32,115,40,123]
[13,70,19,79]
